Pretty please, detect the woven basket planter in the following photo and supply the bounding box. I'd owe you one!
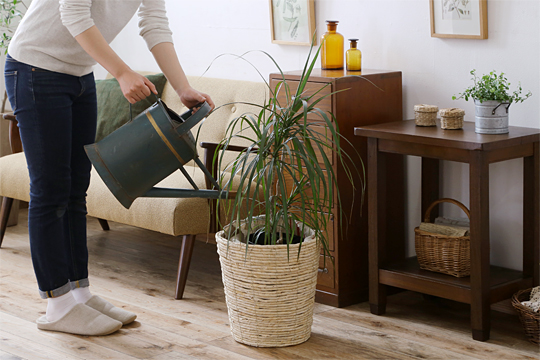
[216,220,320,347]
[415,198,471,277]
[512,288,540,344]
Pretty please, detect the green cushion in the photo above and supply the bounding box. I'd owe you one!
[95,73,168,142]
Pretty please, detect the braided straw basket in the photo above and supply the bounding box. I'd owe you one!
[415,198,471,277]
[414,104,438,126]
[512,288,540,344]
[439,108,465,129]
[216,219,320,347]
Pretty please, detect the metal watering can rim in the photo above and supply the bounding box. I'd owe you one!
[85,97,227,209]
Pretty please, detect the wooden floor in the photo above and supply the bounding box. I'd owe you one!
[0,209,538,360]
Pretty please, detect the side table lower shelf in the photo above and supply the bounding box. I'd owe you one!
[379,257,533,305]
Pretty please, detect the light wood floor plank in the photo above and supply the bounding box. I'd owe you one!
[319,300,538,360]
[0,312,142,360]
[0,349,24,360]
[0,210,537,360]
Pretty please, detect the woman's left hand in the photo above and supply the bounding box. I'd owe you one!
[178,87,215,111]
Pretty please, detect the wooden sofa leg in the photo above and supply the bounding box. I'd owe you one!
[97,218,110,231]
[0,197,14,247]
[175,234,196,300]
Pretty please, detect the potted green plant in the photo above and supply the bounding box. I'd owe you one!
[1,0,27,52]
[452,69,532,134]
[210,45,362,347]
[1,0,28,111]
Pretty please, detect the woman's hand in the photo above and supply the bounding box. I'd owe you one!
[117,70,158,104]
[177,86,215,111]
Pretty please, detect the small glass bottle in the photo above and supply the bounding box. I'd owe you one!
[321,20,344,70]
[346,39,362,71]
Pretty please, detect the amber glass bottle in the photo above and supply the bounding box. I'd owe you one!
[321,21,344,70]
[346,39,362,71]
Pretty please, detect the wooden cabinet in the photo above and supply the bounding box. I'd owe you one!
[269,69,405,307]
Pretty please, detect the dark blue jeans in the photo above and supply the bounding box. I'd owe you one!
[4,55,97,298]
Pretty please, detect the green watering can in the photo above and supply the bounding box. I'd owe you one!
[84,98,226,209]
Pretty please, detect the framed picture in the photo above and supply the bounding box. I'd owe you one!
[269,0,316,46]
[430,0,488,39]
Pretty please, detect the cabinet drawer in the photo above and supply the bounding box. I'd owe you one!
[282,168,333,208]
[289,123,334,165]
[270,79,332,115]
[318,254,335,289]
[308,124,334,165]
[322,212,335,252]
[290,210,334,251]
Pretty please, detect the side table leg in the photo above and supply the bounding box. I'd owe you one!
[469,151,490,341]
[368,138,387,315]
[421,158,440,222]
[523,142,539,286]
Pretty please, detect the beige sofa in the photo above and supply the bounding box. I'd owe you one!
[0,75,267,299]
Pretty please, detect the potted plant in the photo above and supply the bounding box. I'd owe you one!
[1,0,28,52]
[1,0,28,112]
[452,69,532,134]
[210,45,362,347]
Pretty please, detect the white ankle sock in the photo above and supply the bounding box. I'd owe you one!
[46,291,78,322]
[71,286,93,304]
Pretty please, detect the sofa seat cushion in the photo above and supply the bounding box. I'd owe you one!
[0,152,30,202]
[87,164,218,236]
[0,152,240,237]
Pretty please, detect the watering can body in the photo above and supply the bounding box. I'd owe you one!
[85,99,224,209]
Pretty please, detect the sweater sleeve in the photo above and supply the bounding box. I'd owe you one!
[138,0,174,50]
[59,0,95,37]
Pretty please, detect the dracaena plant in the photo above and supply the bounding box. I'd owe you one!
[212,42,364,258]
[452,69,532,104]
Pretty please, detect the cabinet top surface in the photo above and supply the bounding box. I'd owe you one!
[269,68,401,81]
[354,120,540,151]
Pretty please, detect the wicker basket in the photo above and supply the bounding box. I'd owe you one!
[414,104,438,126]
[216,220,320,347]
[512,288,540,344]
[439,108,465,129]
[415,198,470,277]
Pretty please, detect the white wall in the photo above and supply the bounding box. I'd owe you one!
[34,0,540,270]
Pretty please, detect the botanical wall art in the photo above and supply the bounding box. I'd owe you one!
[430,0,488,39]
[269,0,316,46]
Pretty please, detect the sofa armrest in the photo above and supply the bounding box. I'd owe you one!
[200,141,258,233]
[200,141,257,184]
[2,114,22,154]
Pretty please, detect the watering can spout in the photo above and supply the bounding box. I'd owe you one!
[85,100,225,209]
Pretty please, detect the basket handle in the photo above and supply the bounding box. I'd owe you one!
[424,198,470,223]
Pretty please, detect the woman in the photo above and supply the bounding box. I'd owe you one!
[4,0,214,336]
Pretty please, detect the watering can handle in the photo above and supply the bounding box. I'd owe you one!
[128,93,160,122]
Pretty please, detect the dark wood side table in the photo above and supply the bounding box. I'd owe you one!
[354,120,539,341]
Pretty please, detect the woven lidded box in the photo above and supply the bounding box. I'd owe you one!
[439,108,465,130]
[414,104,438,126]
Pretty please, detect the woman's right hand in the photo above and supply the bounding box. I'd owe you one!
[117,70,158,104]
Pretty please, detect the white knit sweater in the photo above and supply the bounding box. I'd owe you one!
[8,0,173,76]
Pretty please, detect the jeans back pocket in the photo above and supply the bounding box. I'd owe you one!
[4,70,18,111]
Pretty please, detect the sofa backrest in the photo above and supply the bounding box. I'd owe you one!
[104,73,268,171]
[162,76,268,170]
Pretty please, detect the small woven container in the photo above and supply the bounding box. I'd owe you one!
[439,108,465,129]
[216,218,320,347]
[415,198,470,277]
[414,104,438,126]
[512,289,540,344]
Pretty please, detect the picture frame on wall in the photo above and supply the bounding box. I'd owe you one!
[430,0,488,39]
[269,0,316,46]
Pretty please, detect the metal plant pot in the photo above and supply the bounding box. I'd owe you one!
[474,100,510,134]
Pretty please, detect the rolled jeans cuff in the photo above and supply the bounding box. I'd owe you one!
[39,278,90,299]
